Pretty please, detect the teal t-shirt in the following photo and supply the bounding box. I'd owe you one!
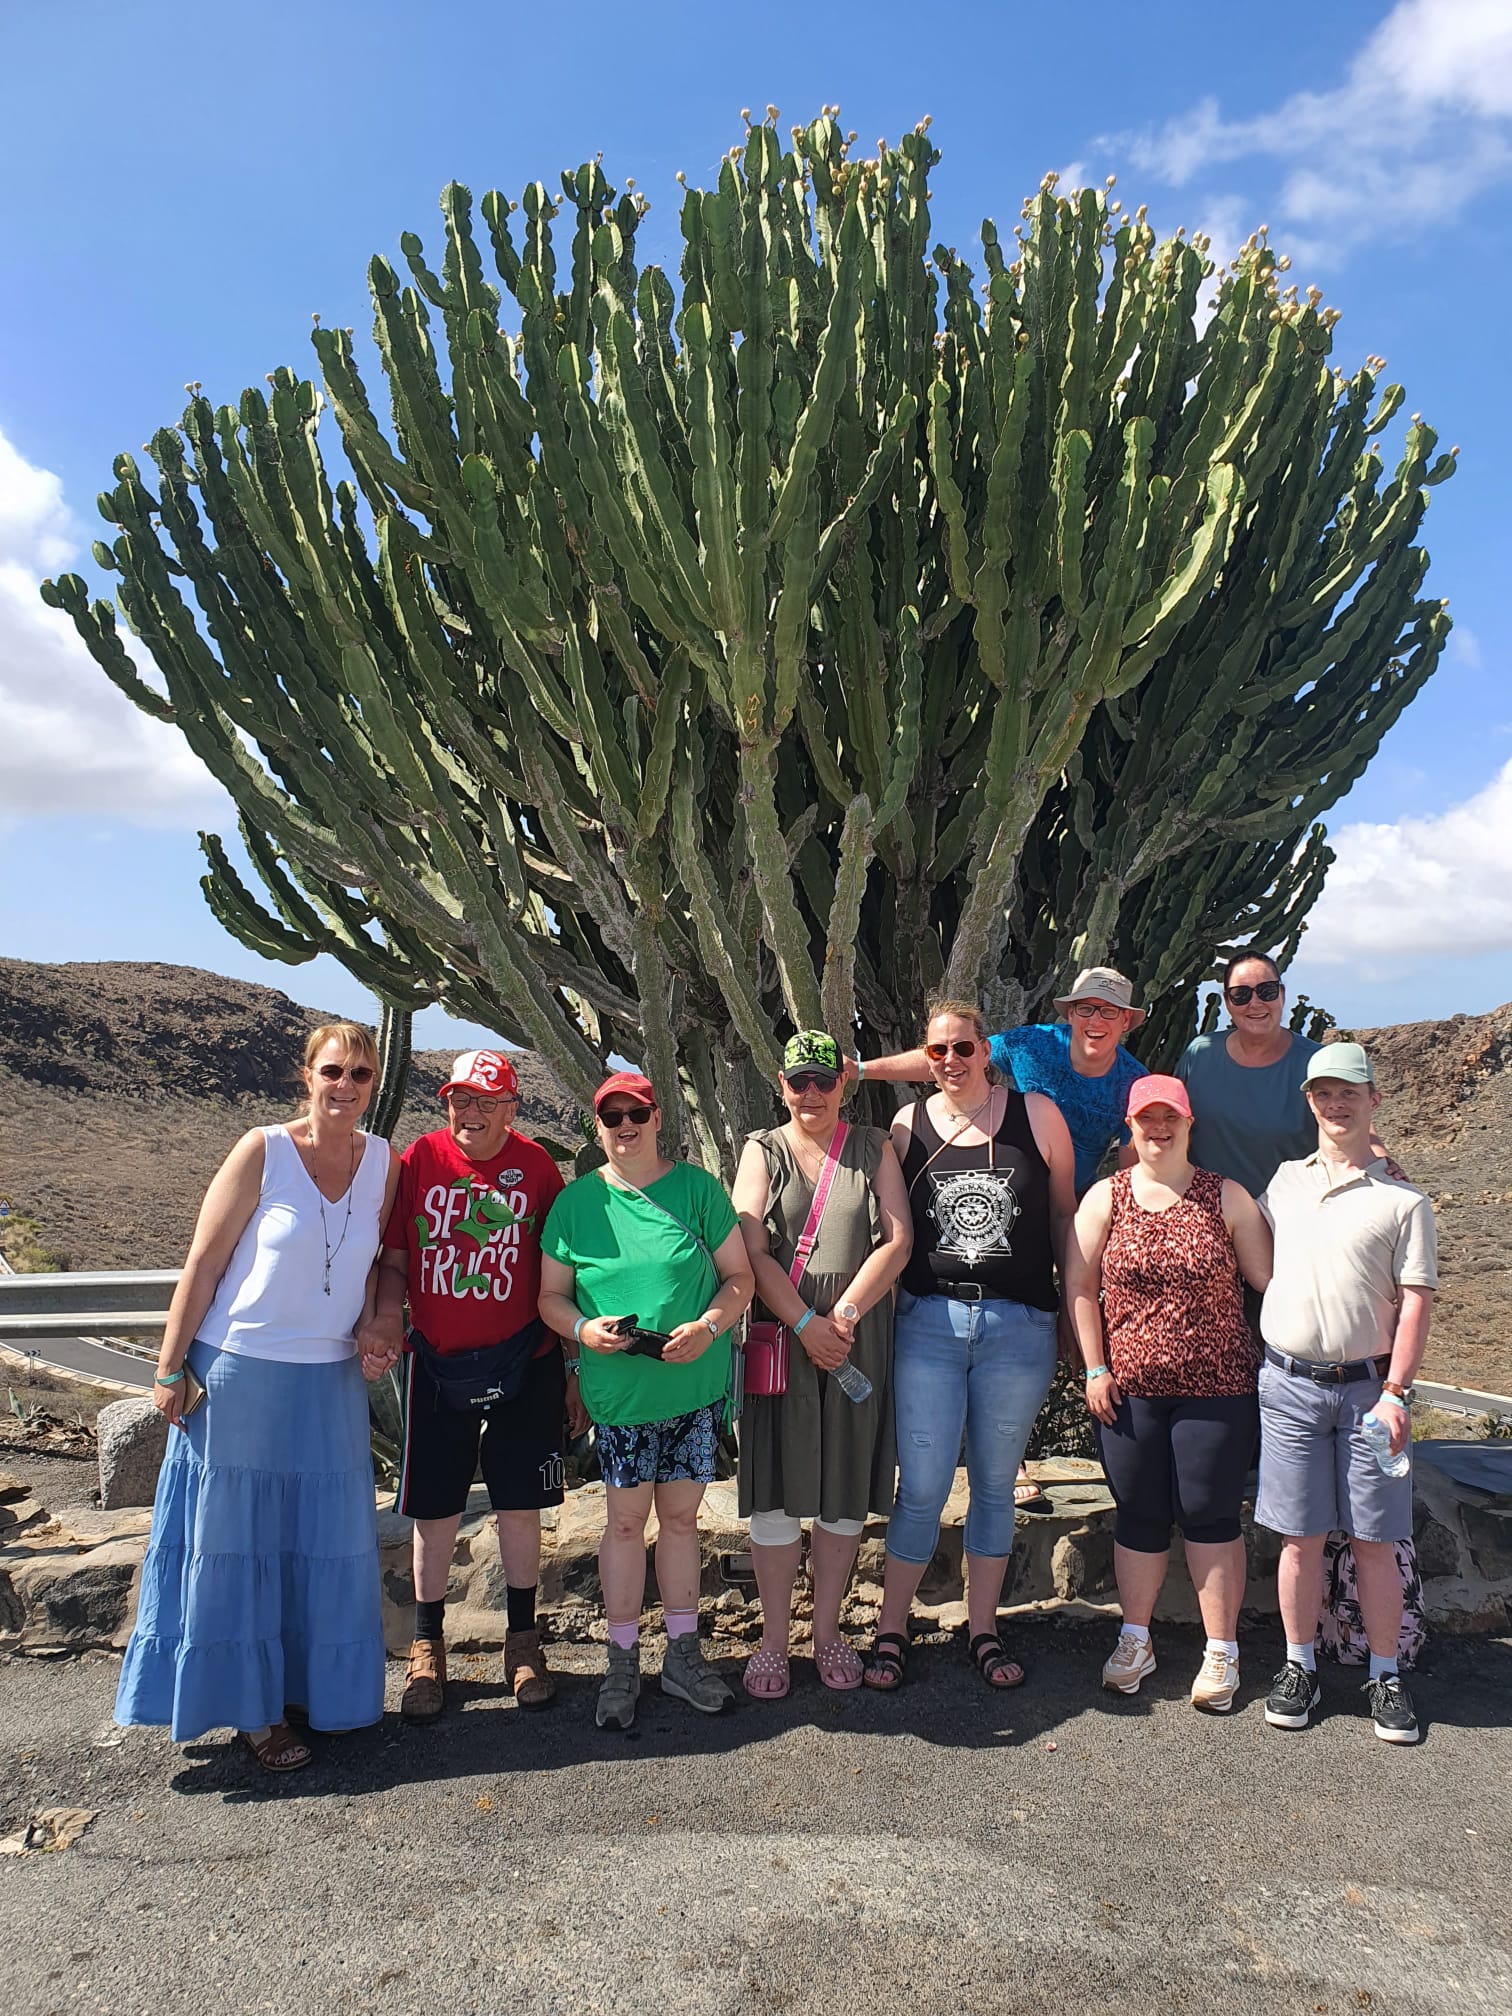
[541,1163,739,1428]
[1176,1030,1323,1197]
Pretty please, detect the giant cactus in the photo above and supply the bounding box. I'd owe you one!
[42,114,1453,1167]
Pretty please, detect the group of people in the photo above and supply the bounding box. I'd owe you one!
[118,951,1437,1771]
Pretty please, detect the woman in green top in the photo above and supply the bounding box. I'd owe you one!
[539,1071,754,1732]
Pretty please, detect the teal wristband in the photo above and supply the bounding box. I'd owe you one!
[1083,1365,1109,1383]
[793,1309,815,1335]
[572,1315,588,1344]
[155,1368,185,1387]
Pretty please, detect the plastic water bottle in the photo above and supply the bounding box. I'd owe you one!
[831,1305,873,1405]
[1361,1409,1411,1479]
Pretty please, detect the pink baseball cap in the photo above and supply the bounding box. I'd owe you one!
[438,1049,519,1099]
[1127,1074,1192,1120]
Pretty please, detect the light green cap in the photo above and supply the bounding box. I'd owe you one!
[1303,1041,1374,1087]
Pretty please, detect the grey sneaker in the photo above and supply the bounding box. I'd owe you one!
[595,1641,642,1730]
[660,1630,734,1714]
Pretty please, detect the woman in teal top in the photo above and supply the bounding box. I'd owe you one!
[539,1071,754,1732]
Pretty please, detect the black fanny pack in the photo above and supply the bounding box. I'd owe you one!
[410,1320,543,1412]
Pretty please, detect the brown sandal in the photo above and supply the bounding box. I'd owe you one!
[241,1722,311,1772]
[505,1628,556,1710]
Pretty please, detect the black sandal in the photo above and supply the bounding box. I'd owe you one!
[970,1634,1026,1690]
[863,1630,909,1691]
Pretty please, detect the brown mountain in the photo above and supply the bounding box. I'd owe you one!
[0,959,580,1276]
[0,959,1507,1396]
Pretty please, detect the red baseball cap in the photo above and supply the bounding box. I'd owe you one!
[593,1071,657,1111]
[438,1049,520,1099]
[1127,1074,1192,1120]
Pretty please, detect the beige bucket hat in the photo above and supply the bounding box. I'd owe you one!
[1053,966,1145,1029]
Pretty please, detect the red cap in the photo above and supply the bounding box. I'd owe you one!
[438,1049,519,1099]
[593,1071,657,1111]
[1127,1074,1192,1120]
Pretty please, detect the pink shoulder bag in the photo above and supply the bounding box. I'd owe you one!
[744,1122,849,1398]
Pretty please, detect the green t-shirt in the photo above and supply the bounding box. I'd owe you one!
[541,1163,739,1428]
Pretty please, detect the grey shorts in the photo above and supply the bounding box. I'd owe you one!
[1254,1357,1412,1543]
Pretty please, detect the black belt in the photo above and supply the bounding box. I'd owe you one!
[1264,1346,1390,1387]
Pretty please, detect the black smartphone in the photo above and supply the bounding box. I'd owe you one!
[611,1315,670,1359]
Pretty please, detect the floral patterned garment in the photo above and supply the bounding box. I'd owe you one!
[1317,1534,1426,1670]
[1100,1168,1256,1398]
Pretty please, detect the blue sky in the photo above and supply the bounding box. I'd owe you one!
[3,0,1509,1045]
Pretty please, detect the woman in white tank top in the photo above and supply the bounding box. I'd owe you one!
[115,1022,401,1772]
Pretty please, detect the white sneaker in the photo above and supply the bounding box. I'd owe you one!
[1190,1648,1240,1714]
[1101,1630,1156,1694]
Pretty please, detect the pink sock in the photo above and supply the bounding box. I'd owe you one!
[607,1620,639,1651]
[664,1609,697,1639]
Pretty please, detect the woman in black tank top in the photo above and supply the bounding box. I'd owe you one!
[863,1002,1077,1695]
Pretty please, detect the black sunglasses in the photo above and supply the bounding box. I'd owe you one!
[1226,981,1282,1005]
[598,1103,655,1126]
[316,1062,375,1084]
[786,1070,839,1095]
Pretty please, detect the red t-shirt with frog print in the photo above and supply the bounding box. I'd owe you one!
[382,1127,564,1354]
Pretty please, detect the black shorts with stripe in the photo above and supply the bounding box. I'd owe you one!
[399,1345,567,1521]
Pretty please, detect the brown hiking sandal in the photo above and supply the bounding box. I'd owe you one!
[400,1637,447,1723]
[504,1627,556,1710]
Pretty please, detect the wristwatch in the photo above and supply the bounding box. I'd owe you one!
[1380,1379,1414,1405]
[563,1358,580,1377]
[701,1313,720,1338]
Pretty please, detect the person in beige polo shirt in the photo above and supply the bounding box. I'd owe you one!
[1253,1043,1437,1745]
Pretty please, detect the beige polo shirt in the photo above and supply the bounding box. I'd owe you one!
[1257,1154,1438,1366]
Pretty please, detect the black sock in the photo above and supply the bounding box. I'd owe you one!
[506,1584,538,1634]
[415,1598,446,1641]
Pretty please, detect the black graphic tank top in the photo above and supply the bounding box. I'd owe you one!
[899,1091,1058,1310]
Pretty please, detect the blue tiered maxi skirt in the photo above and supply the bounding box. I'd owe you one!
[115,1341,386,1740]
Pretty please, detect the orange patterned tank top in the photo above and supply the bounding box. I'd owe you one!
[1100,1167,1256,1397]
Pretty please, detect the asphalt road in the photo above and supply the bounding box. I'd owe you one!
[2,1622,1509,2016]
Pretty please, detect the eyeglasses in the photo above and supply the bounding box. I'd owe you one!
[786,1071,839,1095]
[1068,1002,1124,1023]
[1226,981,1282,1005]
[447,1091,515,1112]
[598,1103,655,1126]
[317,1063,375,1084]
[925,1040,980,1061]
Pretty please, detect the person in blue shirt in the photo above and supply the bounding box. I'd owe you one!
[848,967,1148,1507]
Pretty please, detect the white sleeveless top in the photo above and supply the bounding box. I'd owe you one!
[198,1126,390,1364]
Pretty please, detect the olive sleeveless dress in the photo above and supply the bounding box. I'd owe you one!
[737,1125,897,1525]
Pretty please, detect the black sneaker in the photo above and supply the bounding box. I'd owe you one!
[1365,1672,1420,1745]
[1264,1659,1322,1729]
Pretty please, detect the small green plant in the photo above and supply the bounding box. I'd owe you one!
[0,1209,63,1273]
[1480,1410,1512,1441]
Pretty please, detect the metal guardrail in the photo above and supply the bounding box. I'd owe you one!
[0,1269,181,1339]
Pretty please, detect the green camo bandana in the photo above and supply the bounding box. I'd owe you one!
[782,1030,842,1075]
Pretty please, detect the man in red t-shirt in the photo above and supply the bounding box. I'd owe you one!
[360,1049,583,1722]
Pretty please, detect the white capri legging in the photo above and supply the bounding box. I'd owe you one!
[748,1510,865,1545]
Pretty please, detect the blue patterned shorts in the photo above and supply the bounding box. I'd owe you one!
[595,1402,723,1488]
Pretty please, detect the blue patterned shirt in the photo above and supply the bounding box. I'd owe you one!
[987,1022,1148,1196]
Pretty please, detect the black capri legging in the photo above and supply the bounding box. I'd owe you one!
[1094,1392,1259,1552]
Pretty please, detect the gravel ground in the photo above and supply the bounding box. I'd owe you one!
[2,1623,1509,2016]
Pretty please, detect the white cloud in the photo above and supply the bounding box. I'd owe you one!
[1103,0,1512,266]
[0,426,227,826]
[1301,757,1512,968]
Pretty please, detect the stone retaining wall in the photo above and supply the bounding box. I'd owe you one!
[4,1450,1508,1658]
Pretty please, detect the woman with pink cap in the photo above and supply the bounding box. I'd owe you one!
[1065,1075,1273,1712]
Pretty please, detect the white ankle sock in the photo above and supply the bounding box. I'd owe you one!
[1206,1638,1239,1661]
[1368,1652,1399,1681]
[1119,1622,1151,1645]
[1285,1640,1317,1672]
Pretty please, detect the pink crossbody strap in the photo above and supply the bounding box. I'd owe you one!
[788,1121,848,1291]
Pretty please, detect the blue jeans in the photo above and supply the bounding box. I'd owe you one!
[886,1289,1058,1564]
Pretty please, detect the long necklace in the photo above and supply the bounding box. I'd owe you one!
[301,1129,358,1296]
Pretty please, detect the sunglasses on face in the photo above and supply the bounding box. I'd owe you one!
[316,1063,375,1084]
[1226,981,1282,1005]
[926,1040,980,1061]
[598,1103,655,1126]
[1069,1002,1123,1023]
[786,1071,839,1095]
[447,1091,514,1113]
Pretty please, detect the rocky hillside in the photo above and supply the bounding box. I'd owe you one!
[0,960,1507,1394]
[0,959,580,1277]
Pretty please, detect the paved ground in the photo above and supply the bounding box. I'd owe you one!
[2,1623,1509,2016]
